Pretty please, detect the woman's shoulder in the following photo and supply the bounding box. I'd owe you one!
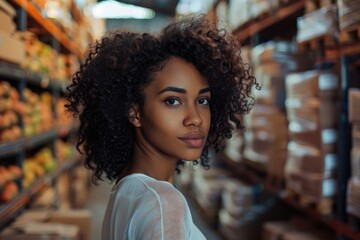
[119,173,188,208]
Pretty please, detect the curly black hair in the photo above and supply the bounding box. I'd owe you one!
[66,15,259,183]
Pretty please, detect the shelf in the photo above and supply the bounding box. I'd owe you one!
[0,139,24,159]
[233,0,306,43]
[0,61,67,92]
[341,44,360,56]
[12,0,83,58]
[0,159,80,230]
[219,152,360,240]
[58,123,79,138]
[0,124,78,159]
[0,61,25,80]
[70,0,83,24]
[24,128,59,150]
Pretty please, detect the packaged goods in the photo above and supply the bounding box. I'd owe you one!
[349,88,360,123]
[221,180,253,218]
[0,30,26,65]
[228,0,251,30]
[286,170,336,200]
[244,105,287,178]
[347,178,360,218]
[224,129,244,162]
[352,149,360,180]
[8,209,91,240]
[0,10,16,34]
[353,124,360,149]
[286,141,337,176]
[0,222,80,240]
[297,5,338,42]
[285,71,338,100]
[338,0,360,30]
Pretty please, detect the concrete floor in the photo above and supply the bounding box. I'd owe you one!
[84,180,222,240]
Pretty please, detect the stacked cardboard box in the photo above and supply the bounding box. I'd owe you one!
[296,5,338,42]
[243,42,299,179]
[0,209,91,240]
[347,88,360,218]
[338,0,360,30]
[285,70,338,202]
[0,1,25,65]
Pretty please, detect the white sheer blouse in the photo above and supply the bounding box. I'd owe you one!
[102,173,206,240]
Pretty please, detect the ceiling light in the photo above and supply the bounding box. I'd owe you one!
[91,0,156,19]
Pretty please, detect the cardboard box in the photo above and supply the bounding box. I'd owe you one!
[0,222,80,240]
[0,10,16,34]
[9,209,91,240]
[0,29,25,65]
[0,0,16,17]
[49,210,92,240]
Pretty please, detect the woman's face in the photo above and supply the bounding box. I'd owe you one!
[135,57,211,161]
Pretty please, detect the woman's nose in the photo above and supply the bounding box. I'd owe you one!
[183,106,203,127]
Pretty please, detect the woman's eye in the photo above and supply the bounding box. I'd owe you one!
[165,98,181,105]
[198,98,210,105]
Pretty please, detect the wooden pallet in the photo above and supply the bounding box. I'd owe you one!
[340,25,360,44]
[284,187,334,215]
[298,34,338,52]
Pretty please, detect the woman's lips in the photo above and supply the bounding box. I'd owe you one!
[178,132,205,148]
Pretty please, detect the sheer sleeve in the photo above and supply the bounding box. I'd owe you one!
[129,181,193,240]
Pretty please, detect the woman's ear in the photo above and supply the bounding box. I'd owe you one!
[128,105,141,127]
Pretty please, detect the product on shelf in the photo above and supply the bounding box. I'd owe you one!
[21,32,71,81]
[285,70,339,204]
[0,222,80,240]
[349,88,360,123]
[0,181,19,202]
[243,104,287,179]
[297,5,338,43]
[347,88,360,218]
[224,129,244,162]
[23,147,56,188]
[221,179,253,219]
[55,139,76,163]
[22,89,54,137]
[0,81,25,143]
[0,165,22,187]
[338,0,360,31]
[2,209,92,240]
[0,0,16,35]
[0,2,25,65]
[192,167,232,222]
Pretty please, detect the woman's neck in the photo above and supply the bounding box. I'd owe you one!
[126,140,178,183]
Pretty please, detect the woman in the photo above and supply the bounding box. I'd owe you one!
[66,15,258,240]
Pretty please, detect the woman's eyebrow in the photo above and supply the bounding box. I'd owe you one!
[157,86,211,95]
[157,87,186,95]
[199,87,210,94]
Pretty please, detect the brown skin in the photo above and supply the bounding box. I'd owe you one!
[126,57,211,183]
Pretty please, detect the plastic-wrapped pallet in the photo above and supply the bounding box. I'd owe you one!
[296,5,338,42]
[338,0,360,30]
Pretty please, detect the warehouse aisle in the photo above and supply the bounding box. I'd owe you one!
[84,181,222,240]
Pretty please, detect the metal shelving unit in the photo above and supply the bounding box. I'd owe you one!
[0,0,83,229]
